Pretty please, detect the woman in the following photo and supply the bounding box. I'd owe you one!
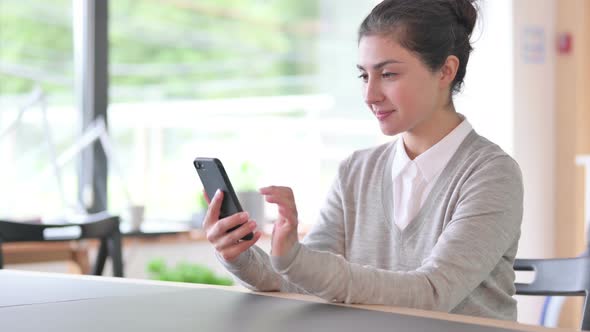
[202,0,523,321]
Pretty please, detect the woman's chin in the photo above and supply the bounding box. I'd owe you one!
[379,123,403,136]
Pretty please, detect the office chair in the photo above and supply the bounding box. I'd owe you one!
[0,212,123,277]
[514,257,590,330]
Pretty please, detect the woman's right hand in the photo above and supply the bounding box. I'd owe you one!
[202,190,262,262]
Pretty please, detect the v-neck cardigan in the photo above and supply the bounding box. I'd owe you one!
[219,130,523,321]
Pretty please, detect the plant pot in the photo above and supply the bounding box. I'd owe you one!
[191,211,206,228]
[237,190,266,223]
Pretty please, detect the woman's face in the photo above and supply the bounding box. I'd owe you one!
[357,34,445,136]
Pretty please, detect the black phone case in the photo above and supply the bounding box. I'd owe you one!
[193,157,254,241]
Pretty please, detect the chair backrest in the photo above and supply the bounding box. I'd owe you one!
[514,257,590,330]
[0,213,119,242]
[0,212,123,277]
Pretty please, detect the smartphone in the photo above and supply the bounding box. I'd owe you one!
[193,157,254,241]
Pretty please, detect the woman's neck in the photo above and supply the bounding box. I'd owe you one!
[402,107,462,160]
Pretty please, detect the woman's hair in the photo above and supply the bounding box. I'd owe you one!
[358,0,478,95]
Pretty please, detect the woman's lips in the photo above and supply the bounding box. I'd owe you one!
[375,111,394,121]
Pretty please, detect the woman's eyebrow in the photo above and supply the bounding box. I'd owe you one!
[356,59,404,71]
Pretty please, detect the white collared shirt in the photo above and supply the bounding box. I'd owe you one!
[392,116,473,230]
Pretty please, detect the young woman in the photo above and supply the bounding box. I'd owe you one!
[202,0,523,321]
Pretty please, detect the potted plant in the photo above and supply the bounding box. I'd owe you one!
[234,161,265,224]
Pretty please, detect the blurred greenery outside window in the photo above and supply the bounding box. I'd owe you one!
[0,0,78,219]
[0,0,380,224]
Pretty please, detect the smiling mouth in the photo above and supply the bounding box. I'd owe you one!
[375,110,395,121]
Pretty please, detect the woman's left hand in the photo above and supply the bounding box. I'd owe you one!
[259,186,299,257]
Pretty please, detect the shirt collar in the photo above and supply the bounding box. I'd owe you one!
[392,135,412,180]
[392,114,473,183]
[414,115,472,182]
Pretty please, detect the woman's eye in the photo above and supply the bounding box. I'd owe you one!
[382,72,397,79]
[357,73,368,82]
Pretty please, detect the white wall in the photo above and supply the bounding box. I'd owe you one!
[455,0,514,154]
[512,0,557,325]
[512,0,556,261]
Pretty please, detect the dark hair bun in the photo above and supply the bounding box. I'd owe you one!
[452,0,478,36]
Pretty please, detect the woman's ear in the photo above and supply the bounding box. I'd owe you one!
[439,55,459,88]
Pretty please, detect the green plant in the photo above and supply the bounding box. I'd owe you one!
[147,258,234,285]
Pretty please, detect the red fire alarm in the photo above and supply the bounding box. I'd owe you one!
[557,32,572,54]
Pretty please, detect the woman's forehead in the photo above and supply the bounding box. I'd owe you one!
[358,35,413,65]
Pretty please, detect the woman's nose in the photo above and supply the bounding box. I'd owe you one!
[364,79,384,104]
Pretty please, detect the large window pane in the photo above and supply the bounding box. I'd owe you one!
[0,0,77,219]
[107,0,381,225]
[0,0,382,224]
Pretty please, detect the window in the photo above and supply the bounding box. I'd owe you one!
[0,0,78,219]
[0,0,383,225]
[106,0,381,225]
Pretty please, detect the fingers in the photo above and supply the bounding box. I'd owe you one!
[259,186,294,198]
[259,186,298,222]
[219,231,263,262]
[206,211,249,243]
[214,219,257,251]
[202,189,223,230]
[278,206,297,224]
[259,186,296,208]
[203,189,262,263]
[264,194,295,208]
[215,212,250,236]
